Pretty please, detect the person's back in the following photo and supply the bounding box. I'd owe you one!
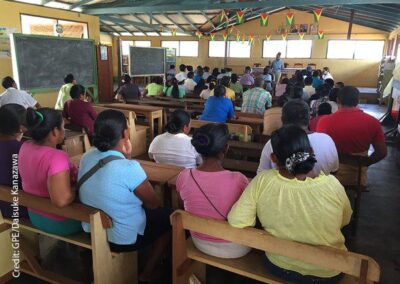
[229,125,351,281]
[119,83,141,102]
[229,74,243,96]
[1,76,38,109]
[145,79,163,97]
[200,85,234,123]
[177,123,250,258]
[149,110,201,168]
[55,74,75,110]
[184,72,197,92]
[239,67,254,86]
[164,78,185,99]
[241,78,271,115]
[312,71,324,89]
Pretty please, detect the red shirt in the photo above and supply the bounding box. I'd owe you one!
[63,99,97,135]
[316,107,384,154]
[309,115,327,132]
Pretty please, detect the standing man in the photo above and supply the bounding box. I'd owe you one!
[271,52,284,84]
[55,73,76,110]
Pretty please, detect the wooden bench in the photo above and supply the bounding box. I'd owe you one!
[0,185,137,284]
[171,210,380,284]
[190,120,253,142]
[93,106,149,158]
[61,130,91,157]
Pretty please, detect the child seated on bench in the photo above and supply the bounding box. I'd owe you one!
[176,123,250,258]
[19,108,81,236]
[0,104,28,218]
[79,109,171,282]
[149,109,201,168]
[228,125,352,283]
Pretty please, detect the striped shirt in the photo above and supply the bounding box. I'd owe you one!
[241,87,272,115]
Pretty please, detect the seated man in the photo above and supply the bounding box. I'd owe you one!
[258,99,339,177]
[241,78,272,115]
[0,76,41,109]
[316,86,387,186]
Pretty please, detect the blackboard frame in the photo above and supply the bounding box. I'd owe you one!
[129,46,166,77]
[10,33,98,97]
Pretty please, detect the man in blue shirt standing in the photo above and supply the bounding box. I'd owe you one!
[271,52,284,84]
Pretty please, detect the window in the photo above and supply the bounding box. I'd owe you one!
[121,41,151,56]
[21,15,88,38]
[327,40,384,60]
[161,41,198,57]
[209,41,225,57]
[263,40,287,58]
[286,40,312,58]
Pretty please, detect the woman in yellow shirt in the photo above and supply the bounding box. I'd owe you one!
[228,125,352,283]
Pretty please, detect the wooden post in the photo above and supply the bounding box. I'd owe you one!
[347,9,355,40]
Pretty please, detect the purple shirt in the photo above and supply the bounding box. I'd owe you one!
[63,99,97,135]
[0,140,28,218]
[239,73,255,86]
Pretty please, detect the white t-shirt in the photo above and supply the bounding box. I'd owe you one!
[175,72,187,83]
[303,85,316,97]
[148,132,202,168]
[322,72,334,81]
[257,132,339,177]
[183,78,197,92]
[0,88,37,108]
[200,89,211,100]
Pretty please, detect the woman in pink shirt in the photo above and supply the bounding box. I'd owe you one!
[19,108,80,236]
[176,123,250,258]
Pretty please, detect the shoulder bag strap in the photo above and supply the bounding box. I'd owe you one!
[76,155,123,190]
[189,169,226,220]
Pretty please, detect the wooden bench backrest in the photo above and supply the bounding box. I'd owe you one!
[191,120,252,142]
[171,210,380,283]
[0,185,111,229]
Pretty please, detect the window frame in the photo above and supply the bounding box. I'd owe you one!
[326,39,385,60]
[208,41,252,58]
[161,40,199,57]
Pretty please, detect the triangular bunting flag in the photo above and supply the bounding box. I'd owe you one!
[229,26,234,34]
[210,32,216,41]
[266,34,271,41]
[286,12,295,26]
[298,32,305,40]
[281,32,288,40]
[260,13,269,27]
[249,34,255,46]
[241,34,246,44]
[171,28,176,36]
[236,31,241,42]
[317,30,324,40]
[223,32,228,41]
[195,31,203,39]
[313,9,323,23]
[219,10,226,23]
[236,11,245,24]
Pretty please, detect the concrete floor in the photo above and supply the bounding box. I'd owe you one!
[6,104,400,284]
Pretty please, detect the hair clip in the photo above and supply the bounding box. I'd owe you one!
[285,152,311,173]
[35,111,44,123]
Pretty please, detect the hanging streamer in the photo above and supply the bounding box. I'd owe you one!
[236,31,241,42]
[313,9,323,23]
[171,28,176,36]
[260,13,269,27]
[210,32,216,41]
[249,34,255,46]
[241,34,246,44]
[286,12,295,26]
[223,32,228,41]
[195,31,203,39]
[236,11,245,24]
[298,32,305,40]
[281,32,288,40]
[317,30,324,39]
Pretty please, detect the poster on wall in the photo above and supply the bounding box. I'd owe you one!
[0,27,17,58]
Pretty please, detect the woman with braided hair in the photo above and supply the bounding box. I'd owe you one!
[229,125,352,283]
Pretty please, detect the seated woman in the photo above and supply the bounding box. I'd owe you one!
[163,78,185,99]
[149,109,201,168]
[143,76,163,97]
[200,78,215,100]
[19,108,80,236]
[200,85,235,123]
[0,104,28,218]
[176,123,250,258]
[228,125,352,283]
[79,109,171,282]
[116,74,141,103]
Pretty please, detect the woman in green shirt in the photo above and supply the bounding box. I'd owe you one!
[228,125,352,283]
[143,76,164,97]
[163,78,185,99]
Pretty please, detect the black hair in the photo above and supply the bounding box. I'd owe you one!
[214,85,226,97]
[187,65,194,72]
[70,84,85,99]
[263,66,270,75]
[245,66,251,72]
[204,66,210,72]
[312,70,320,78]
[170,78,180,98]
[220,69,226,74]
[284,83,303,99]
[26,108,63,142]
[194,79,207,95]
[93,109,127,152]
[165,109,190,134]
[179,64,186,72]
[271,125,317,175]
[191,123,229,157]
[281,78,290,84]
[323,67,330,73]
[254,77,264,88]
[0,104,26,136]
[197,69,204,76]
[209,81,216,91]
[156,76,163,85]
[123,74,131,84]
[187,71,194,79]
[221,76,230,87]
[325,78,335,89]
[335,82,345,88]
[318,102,332,116]
[170,64,175,69]
[277,95,289,107]
[2,76,15,89]
[64,74,74,84]
[282,99,310,127]
[231,74,238,83]
[304,76,313,85]
[338,86,359,107]
[212,68,219,77]
[329,88,340,102]
[206,76,214,84]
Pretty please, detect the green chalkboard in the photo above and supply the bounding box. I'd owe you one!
[130,46,165,76]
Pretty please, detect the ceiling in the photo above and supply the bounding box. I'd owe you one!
[10,0,400,35]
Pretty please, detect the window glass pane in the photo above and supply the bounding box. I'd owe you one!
[228,41,250,58]
[263,40,287,58]
[133,41,151,47]
[354,41,384,60]
[286,40,312,58]
[209,41,226,57]
[121,41,133,56]
[58,20,88,38]
[161,41,180,55]
[21,15,57,36]
[180,41,198,57]
[327,40,355,59]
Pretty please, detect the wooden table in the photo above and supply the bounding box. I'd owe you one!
[99,103,163,141]
[229,116,264,136]
[235,111,263,119]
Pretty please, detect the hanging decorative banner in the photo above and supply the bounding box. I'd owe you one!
[281,32,288,40]
[171,28,176,36]
[286,12,295,26]
[298,32,305,40]
[195,31,203,39]
[266,34,271,41]
[219,10,227,23]
[317,30,324,39]
[313,9,323,23]
[210,32,216,41]
[236,11,245,24]
[249,34,255,46]
[223,32,228,41]
[236,31,241,42]
[241,34,246,44]
[260,13,269,27]
[229,26,235,34]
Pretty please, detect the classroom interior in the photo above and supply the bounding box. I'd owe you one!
[0,0,400,283]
